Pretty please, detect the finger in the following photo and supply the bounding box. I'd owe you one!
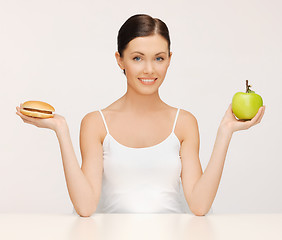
[15,107,40,126]
[16,112,31,122]
[16,110,35,122]
[240,110,261,129]
[16,106,24,115]
[22,119,32,124]
[250,106,264,126]
[256,106,265,121]
[20,115,36,125]
[226,104,236,119]
[18,115,32,124]
[16,110,26,118]
[256,106,266,123]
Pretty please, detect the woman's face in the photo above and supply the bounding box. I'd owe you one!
[115,34,172,94]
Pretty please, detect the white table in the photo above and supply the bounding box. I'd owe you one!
[1,213,281,240]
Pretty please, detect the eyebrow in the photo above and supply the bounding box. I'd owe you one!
[130,51,167,55]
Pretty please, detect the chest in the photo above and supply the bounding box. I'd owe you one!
[104,112,179,149]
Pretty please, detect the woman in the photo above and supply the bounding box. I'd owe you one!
[16,14,265,217]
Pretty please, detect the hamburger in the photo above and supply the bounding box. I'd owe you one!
[20,100,55,118]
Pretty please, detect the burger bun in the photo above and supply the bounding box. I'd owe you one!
[20,101,55,119]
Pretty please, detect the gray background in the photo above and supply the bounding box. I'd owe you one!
[1,0,281,214]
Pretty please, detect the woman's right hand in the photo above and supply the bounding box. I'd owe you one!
[16,103,67,132]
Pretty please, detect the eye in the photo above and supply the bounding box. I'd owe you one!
[133,56,141,61]
[156,57,164,61]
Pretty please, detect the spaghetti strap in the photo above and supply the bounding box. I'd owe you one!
[98,109,109,134]
[172,108,180,133]
[94,106,185,213]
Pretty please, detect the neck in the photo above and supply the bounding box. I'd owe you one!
[120,89,167,114]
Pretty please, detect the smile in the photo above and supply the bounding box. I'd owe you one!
[138,78,157,85]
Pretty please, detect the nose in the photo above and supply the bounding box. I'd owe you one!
[143,61,154,74]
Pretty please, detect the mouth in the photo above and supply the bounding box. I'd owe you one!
[138,78,158,85]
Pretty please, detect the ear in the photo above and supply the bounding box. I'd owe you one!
[168,52,173,65]
[115,51,125,70]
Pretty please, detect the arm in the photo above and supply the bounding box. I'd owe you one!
[186,126,232,216]
[55,118,101,217]
[16,105,103,217]
[181,104,265,216]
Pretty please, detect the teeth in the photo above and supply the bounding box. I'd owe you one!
[139,78,156,82]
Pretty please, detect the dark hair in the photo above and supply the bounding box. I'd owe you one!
[117,14,171,75]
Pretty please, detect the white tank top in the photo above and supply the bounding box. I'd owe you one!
[72,108,214,215]
[93,108,190,213]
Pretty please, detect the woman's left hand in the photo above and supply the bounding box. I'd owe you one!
[219,104,266,134]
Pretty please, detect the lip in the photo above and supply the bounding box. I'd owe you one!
[138,78,157,85]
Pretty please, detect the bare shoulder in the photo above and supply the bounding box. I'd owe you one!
[177,109,199,142]
[179,109,197,121]
[178,109,198,128]
[81,111,102,127]
[82,110,101,121]
[80,111,104,142]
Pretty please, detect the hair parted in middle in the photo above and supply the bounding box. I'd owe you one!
[117,14,171,75]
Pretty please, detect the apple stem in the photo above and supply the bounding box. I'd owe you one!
[246,80,251,93]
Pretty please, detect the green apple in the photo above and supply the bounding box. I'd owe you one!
[232,80,263,120]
